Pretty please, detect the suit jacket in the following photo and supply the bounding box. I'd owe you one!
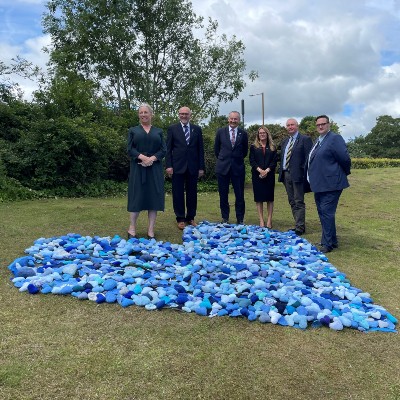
[306,131,351,193]
[214,126,248,175]
[249,145,277,171]
[165,123,205,175]
[278,133,313,183]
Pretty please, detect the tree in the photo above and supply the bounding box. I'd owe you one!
[299,115,344,142]
[360,115,400,158]
[0,57,42,102]
[346,136,369,158]
[43,0,256,120]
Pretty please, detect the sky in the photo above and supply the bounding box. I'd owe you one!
[1,0,400,140]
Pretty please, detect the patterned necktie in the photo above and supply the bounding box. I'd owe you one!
[184,125,189,145]
[284,137,294,170]
[230,128,235,147]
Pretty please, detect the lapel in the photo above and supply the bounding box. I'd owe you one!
[189,126,196,143]
[309,141,319,163]
[177,123,185,140]
[225,127,231,144]
[309,132,330,163]
[236,129,242,145]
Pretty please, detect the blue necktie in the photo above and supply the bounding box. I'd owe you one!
[184,125,190,144]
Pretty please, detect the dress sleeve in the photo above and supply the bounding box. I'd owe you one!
[127,127,140,159]
[153,129,167,161]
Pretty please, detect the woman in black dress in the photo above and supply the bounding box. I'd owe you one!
[127,103,166,239]
[249,126,277,228]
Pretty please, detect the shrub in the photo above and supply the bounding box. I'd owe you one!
[351,158,400,169]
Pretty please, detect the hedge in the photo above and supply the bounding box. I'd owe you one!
[351,158,400,169]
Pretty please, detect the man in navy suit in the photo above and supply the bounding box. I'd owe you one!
[307,115,351,253]
[166,106,205,229]
[214,111,248,224]
[278,118,313,235]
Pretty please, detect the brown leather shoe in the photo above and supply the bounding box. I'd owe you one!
[188,220,197,227]
[177,221,186,230]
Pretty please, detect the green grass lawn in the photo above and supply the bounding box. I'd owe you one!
[0,168,399,400]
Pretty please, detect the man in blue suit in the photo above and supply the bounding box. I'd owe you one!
[278,118,313,235]
[166,106,205,230]
[214,111,248,224]
[307,115,351,253]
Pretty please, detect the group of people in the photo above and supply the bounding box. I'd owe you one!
[127,104,351,253]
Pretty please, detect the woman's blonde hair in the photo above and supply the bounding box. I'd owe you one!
[254,126,275,151]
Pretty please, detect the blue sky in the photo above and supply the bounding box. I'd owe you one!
[1,0,400,140]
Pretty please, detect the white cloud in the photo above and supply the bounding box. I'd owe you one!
[191,0,400,139]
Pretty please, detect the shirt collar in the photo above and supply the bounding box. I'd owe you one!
[229,126,237,134]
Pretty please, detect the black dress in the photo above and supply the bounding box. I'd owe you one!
[127,125,166,212]
[249,144,277,202]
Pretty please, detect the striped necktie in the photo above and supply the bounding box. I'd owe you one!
[184,125,189,144]
[284,137,294,170]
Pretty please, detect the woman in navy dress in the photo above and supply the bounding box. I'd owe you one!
[127,103,166,239]
[249,126,277,228]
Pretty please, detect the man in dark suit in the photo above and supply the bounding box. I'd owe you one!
[278,118,313,235]
[166,106,205,229]
[214,111,248,224]
[307,115,351,253]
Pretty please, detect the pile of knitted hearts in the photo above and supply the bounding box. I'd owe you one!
[8,221,397,332]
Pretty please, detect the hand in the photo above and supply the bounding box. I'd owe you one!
[258,168,267,178]
[166,168,173,177]
[198,170,204,178]
[138,154,156,167]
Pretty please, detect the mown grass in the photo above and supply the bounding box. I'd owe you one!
[0,168,399,400]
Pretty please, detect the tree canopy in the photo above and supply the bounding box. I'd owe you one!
[43,0,256,121]
[347,115,400,159]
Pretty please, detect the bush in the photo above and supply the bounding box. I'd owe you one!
[0,159,45,201]
[351,158,400,169]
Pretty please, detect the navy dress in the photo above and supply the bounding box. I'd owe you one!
[249,144,277,202]
[127,125,166,212]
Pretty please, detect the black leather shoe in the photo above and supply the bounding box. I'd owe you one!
[221,219,229,224]
[294,228,305,235]
[319,245,332,253]
[237,220,244,224]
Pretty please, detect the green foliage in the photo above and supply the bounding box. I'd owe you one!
[299,115,318,140]
[246,123,287,147]
[352,115,400,159]
[0,158,39,202]
[0,94,131,191]
[1,57,41,102]
[43,0,255,120]
[299,115,345,142]
[351,158,400,169]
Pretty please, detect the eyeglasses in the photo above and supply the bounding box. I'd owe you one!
[316,123,328,128]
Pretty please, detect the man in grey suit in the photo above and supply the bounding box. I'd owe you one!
[214,111,248,224]
[278,118,313,235]
[307,115,351,253]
